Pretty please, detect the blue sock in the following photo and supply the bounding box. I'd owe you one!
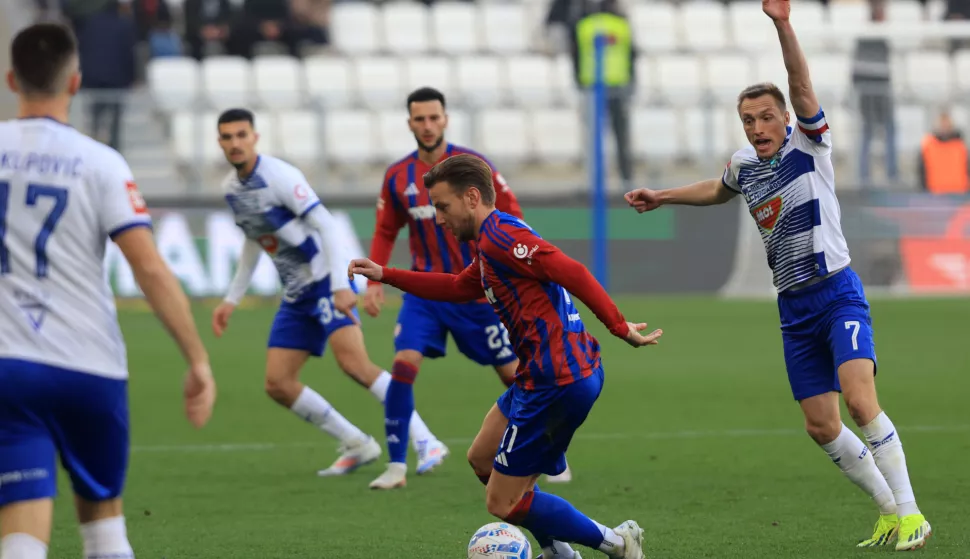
[385,360,417,464]
[529,484,554,550]
[509,490,605,551]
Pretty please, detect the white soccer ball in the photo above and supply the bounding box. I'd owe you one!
[467,522,532,559]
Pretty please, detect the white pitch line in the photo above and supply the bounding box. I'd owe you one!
[130,424,970,454]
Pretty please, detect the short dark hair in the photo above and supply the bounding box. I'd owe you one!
[406,87,446,112]
[737,82,787,113]
[10,23,78,97]
[217,108,255,128]
[423,153,495,205]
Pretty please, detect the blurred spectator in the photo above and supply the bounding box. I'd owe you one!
[132,0,181,57]
[919,112,970,194]
[289,0,330,48]
[228,0,295,58]
[183,0,232,59]
[852,0,897,187]
[75,0,137,150]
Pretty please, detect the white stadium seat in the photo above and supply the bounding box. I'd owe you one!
[655,55,703,106]
[329,3,380,55]
[704,54,754,104]
[904,51,952,103]
[252,56,303,110]
[354,57,404,109]
[808,53,852,106]
[790,0,827,53]
[632,57,654,105]
[728,2,776,53]
[630,2,678,53]
[171,110,221,167]
[954,49,970,95]
[828,3,870,52]
[201,56,251,111]
[826,106,855,156]
[685,107,733,159]
[324,110,376,164]
[431,2,479,54]
[631,108,679,160]
[895,105,928,155]
[382,2,430,54]
[445,109,471,146]
[304,57,353,109]
[506,55,555,109]
[147,57,199,112]
[475,109,530,163]
[481,4,529,54]
[754,50,788,89]
[680,1,728,52]
[377,109,416,160]
[531,109,582,162]
[888,0,925,22]
[456,56,505,108]
[404,57,454,94]
[277,110,321,165]
[252,112,278,156]
[552,55,580,107]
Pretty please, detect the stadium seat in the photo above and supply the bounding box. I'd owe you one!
[252,56,303,110]
[630,2,678,53]
[354,57,404,109]
[928,0,946,20]
[632,57,654,105]
[887,0,926,21]
[481,4,529,54]
[895,105,928,155]
[456,56,505,108]
[655,55,703,106]
[680,1,729,52]
[552,55,580,107]
[953,49,970,96]
[809,53,852,107]
[754,50,789,90]
[631,108,680,160]
[377,109,417,160]
[324,110,376,164]
[277,110,321,165]
[445,109,471,147]
[171,110,221,167]
[531,109,582,162]
[685,107,733,159]
[506,55,555,109]
[382,2,431,55]
[329,3,380,55]
[828,2,870,52]
[404,57,454,95]
[201,56,252,111]
[304,56,354,109]
[721,105,749,151]
[431,2,479,54]
[790,0,827,53]
[904,51,953,103]
[475,109,531,163]
[703,54,754,104]
[826,105,855,156]
[147,57,200,113]
[727,2,776,53]
[252,112,278,156]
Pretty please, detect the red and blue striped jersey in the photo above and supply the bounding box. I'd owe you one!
[382,210,630,390]
[369,144,522,282]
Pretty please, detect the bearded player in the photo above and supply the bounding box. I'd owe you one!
[624,0,930,550]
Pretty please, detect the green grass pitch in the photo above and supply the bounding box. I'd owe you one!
[45,295,970,558]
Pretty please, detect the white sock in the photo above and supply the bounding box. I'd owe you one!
[291,386,367,445]
[79,516,134,559]
[821,423,897,515]
[542,541,578,558]
[593,521,625,557]
[369,371,437,452]
[1,533,47,559]
[861,412,920,517]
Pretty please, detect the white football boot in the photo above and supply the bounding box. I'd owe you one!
[613,520,645,559]
[416,439,450,475]
[369,462,408,490]
[316,436,382,477]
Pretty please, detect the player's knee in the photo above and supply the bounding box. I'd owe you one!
[484,491,516,521]
[466,447,492,478]
[804,415,841,445]
[843,393,880,427]
[264,375,298,404]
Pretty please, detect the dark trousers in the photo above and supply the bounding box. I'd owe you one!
[584,88,634,184]
[88,92,124,151]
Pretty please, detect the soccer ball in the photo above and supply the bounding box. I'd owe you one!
[467,522,532,559]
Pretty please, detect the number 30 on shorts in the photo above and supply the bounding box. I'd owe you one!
[485,323,511,350]
[317,296,346,325]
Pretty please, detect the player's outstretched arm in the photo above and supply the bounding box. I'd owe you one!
[764,0,820,118]
[212,237,261,337]
[625,178,736,213]
[349,258,484,303]
[114,227,216,428]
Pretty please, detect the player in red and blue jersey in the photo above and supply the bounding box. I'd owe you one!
[365,88,529,489]
[351,154,660,559]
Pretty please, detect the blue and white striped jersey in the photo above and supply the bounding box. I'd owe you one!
[722,108,850,292]
[221,155,347,302]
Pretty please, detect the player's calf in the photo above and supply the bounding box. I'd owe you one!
[838,359,882,427]
[329,326,383,388]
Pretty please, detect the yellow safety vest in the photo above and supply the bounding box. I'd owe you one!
[576,13,632,88]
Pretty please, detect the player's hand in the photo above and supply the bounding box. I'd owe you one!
[363,284,385,318]
[211,302,235,338]
[332,288,360,325]
[624,188,663,213]
[184,362,216,429]
[762,0,790,21]
[622,322,663,348]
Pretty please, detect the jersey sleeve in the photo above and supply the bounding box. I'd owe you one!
[274,167,321,217]
[381,261,484,302]
[97,151,152,239]
[721,155,743,194]
[368,169,408,282]
[484,224,628,338]
[492,169,523,218]
[791,107,833,156]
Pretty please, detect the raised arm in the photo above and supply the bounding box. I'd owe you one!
[764,0,819,119]
[350,258,485,303]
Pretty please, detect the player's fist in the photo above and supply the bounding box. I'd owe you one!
[363,284,385,318]
[624,188,662,214]
[184,362,216,429]
[622,322,663,348]
[349,258,383,282]
[332,288,360,324]
[762,0,790,21]
[211,301,235,338]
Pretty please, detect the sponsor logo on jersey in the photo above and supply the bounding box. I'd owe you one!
[407,205,436,220]
[753,196,782,232]
[126,181,148,214]
[258,234,279,255]
[512,243,539,264]
[293,183,309,201]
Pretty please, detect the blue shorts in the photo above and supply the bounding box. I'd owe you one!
[493,368,604,477]
[0,359,129,507]
[394,293,517,367]
[778,267,878,401]
[268,276,359,357]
